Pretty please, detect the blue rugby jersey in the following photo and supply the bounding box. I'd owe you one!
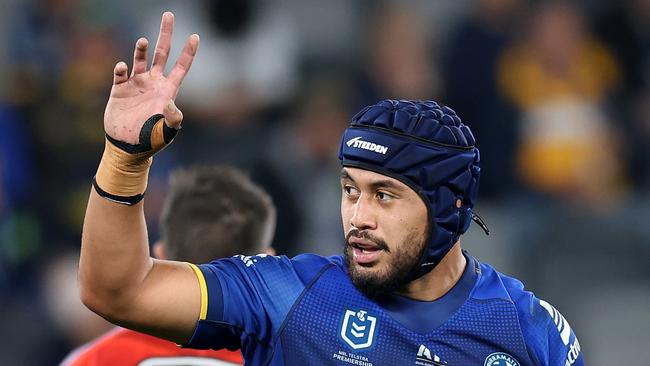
[185,253,584,366]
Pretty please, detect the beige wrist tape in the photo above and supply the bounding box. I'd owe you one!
[94,139,153,200]
[93,114,178,205]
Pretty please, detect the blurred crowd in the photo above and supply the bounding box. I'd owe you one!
[0,0,648,364]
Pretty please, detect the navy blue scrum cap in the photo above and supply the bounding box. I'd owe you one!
[338,99,487,280]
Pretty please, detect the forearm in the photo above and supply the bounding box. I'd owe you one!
[80,107,170,311]
[79,113,198,335]
[79,188,153,316]
[80,188,200,342]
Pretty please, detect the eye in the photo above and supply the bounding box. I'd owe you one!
[343,185,360,197]
[376,191,394,202]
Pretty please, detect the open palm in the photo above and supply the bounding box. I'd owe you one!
[104,12,199,145]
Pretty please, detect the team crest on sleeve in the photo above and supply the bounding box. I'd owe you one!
[339,309,377,350]
[484,352,520,366]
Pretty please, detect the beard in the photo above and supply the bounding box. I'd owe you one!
[344,228,426,299]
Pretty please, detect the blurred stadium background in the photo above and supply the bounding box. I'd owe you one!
[0,0,648,364]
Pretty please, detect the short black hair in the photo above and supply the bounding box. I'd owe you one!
[159,165,276,263]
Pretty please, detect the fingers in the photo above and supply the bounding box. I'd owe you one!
[163,99,183,129]
[168,34,200,87]
[151,12,174,75]
[113,61,129,85]
[131,37,149,76]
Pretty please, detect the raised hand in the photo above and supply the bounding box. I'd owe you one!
[104,12,199,145]
[93,12,199,205]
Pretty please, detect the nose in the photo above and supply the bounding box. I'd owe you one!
[349,195,377,231]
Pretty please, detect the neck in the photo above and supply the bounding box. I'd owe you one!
[397,242,466,301]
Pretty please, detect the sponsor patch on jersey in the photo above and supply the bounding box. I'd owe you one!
[484,352,520,366]
[236,254,269,267]
[339,309,377,350]
[415,344,447,365]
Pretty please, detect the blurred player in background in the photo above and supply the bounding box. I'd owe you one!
[79,12,584,365]
[65,165,276,365]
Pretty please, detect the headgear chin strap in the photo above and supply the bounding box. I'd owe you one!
[338,99,487,280]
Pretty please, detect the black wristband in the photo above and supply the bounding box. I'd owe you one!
[92,176,144,206]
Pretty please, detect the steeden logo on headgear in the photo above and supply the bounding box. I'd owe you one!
[346,137,388,155]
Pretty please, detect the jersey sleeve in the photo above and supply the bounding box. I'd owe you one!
[518,295,584,366]
[184,254,314,351]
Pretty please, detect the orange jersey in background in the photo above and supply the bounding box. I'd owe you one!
[62,327,242,365]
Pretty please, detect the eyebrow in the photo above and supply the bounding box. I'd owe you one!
[369,179,406,192]
[340,169,354,182]
[340,169,406,192]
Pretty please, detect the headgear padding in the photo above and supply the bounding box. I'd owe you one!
[338,99,481,279]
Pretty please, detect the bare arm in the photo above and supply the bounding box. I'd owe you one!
[80,12,201,344]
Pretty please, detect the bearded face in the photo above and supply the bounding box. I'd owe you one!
[344,228,426,298]
[340,168,429,298]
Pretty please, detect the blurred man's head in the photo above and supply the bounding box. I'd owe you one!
[157,165,276,262]
[367,3,437,100]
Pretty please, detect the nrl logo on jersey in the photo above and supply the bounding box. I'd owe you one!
[484,352,520,366]
[339,309,378,350]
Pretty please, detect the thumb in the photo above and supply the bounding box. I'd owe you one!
[163,100,184,130]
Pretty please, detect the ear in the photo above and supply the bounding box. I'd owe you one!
[153,241,167,260]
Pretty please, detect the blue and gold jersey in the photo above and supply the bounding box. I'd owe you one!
[186,253,584,366]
